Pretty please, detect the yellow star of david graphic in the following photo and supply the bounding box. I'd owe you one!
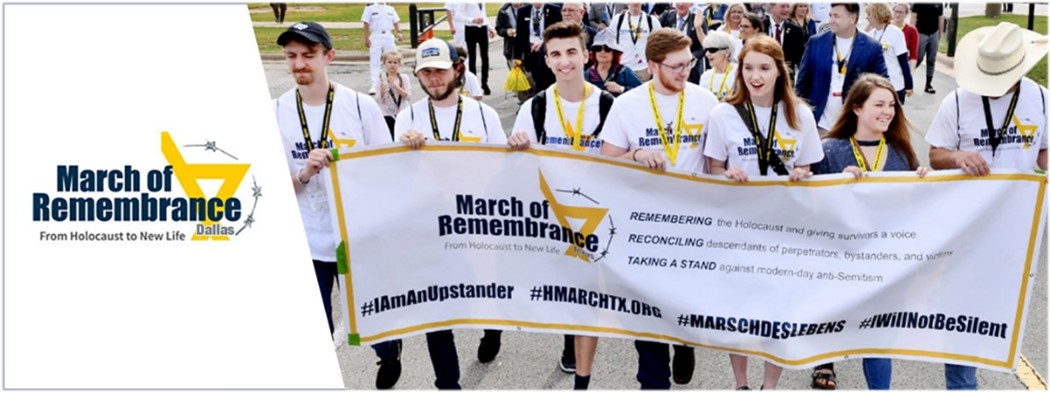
[329,134,358,150]
[683,123,704,148]
[537,170,609,263]
[161,132,250,241]
[774,129,797,158]
[1012,115,1038,150]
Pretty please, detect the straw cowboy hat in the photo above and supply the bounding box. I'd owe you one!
[955,22,1048,97]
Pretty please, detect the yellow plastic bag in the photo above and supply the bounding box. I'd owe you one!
[504,60,532,93]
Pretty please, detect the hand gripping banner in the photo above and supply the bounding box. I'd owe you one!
[325,143,1046,372]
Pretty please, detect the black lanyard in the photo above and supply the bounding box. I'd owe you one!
[295,83,335,151]
[745,100,780,175]
[628,14,643,44]
[981,86,1022,157]
[429,96,463,142]
[388,76,402,108]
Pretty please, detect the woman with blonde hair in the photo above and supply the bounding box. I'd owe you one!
[717,3,746,55]
[703,36,824,389]
[865,3,914,103]
[790,3,817,40]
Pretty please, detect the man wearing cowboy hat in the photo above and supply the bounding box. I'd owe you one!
[862,22,1048,390]
[927,22,1048,178]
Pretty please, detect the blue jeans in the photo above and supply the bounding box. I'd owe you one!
[863,358,977,390]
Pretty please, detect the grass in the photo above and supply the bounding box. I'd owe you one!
[939,14,1048,86]
[248,3,467,23]
[250,3,459,54]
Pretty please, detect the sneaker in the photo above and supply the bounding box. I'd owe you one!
[672,347,695,384]
[925,86,936,94]
[559,355,576,373]
[477,336,501,363]
[483,85,492,95]
[375,341,402,389]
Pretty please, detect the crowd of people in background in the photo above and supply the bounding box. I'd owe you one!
[272,2,1049,391]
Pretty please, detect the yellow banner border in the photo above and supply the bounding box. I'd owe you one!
[330,143,1048,369]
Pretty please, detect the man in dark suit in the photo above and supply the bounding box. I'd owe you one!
[795,3,888,133]
[764,3,805,73]
[516,3,562,99]
[659,3,706,83]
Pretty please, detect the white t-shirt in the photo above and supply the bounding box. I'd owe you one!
[394,96,507,144]
[600,81,719,174]
[447,2,490,27]
[513,83,604,154]
[275,83,392,262]
[699,63,737,101]
[866,24,909,91]
[926,78,1049,170]
[704,100,824,175]
[461,71,484,98]
[361,3,399,34]
[819,35,854,130]
[615,12,663,71]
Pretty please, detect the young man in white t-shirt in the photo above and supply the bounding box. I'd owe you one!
[600,27,719,389]
[273,22,403,390]
[613,3,664,80]
[506,21,616,390]
[927,23,1048,176]
[394,39,506,389]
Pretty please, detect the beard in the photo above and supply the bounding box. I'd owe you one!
[293,69,315,86]
[424,76,459,101]
[657,70,685,93]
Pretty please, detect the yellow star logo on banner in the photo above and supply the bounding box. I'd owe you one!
[537,170,608,262]
[684,123,704,148]
[1013,115,1038,150]
[161,131,250,241]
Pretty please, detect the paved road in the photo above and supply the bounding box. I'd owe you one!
[261,34,1048,389]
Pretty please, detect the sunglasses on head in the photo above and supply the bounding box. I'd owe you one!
[704,47,727,54]
[592,45,615,53]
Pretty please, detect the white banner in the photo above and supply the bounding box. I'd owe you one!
[326,143,1047,372]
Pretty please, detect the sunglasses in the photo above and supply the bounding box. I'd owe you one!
[704,47,727,54]
[592,45,616,53]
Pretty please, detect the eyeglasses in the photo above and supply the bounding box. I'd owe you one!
[704,47,727,54]
[592,45,616,53]
[658,58,698,73]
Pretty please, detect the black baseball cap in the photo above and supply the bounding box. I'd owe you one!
[277,21,333,50]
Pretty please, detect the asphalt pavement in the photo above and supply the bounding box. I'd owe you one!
[261,31,1048,390]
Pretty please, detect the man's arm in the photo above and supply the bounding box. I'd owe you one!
[363,22,371,48]
[930,147,990,176]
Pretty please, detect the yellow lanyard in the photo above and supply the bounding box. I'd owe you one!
[849,136,886,172]
[648,83,685,166]
[553,84,591,152]
[710,64,733,99]
[835,34,856,75]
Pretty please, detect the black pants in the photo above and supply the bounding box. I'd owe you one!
[269,3,286,23]
[465,25,490,88]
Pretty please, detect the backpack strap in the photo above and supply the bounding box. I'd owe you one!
[531,90,549,144]
[595,90,615,136]
[732,103,788,176]
[615,13,623,44]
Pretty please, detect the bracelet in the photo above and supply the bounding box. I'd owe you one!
[632,149,641,162]
[296,170,310,186]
